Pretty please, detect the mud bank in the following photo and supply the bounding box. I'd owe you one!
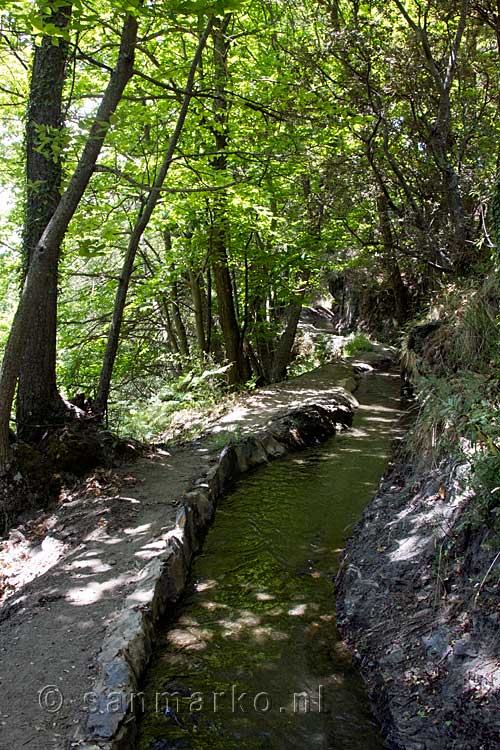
[336,458,500,750]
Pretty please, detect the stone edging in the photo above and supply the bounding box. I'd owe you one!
[69,394,356,750]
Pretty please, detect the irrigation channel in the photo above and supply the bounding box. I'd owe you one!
[137,371,406,750]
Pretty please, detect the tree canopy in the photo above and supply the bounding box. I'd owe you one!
[0,0,498,461]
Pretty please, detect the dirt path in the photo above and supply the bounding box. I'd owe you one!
[0,360,378,750]
[0,446,201,750]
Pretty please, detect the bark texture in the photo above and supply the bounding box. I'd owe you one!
[188,269,207,353]
[17,3,72,441]
[377,193,410,324]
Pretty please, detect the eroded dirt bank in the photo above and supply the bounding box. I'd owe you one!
[336,457,500,750]
[0,360,369,750]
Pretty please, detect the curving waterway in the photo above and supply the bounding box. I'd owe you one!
[137,371,405,750]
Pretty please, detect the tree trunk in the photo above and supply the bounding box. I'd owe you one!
[152,299,179,357]
[269,301,304,383]
[94,18,213,416]
[0,13,138,473]
[17,3,72,441]
[188,269,207,353]
[205,267,213,355]
[428,107,470,265]
[162,303,181,356]
[376,193,410,323]
[210,16,249,385]
[210,219,248,383]
[394,0,470,266]
[252,298,274,381]
[269,172,322,382]
[268,174,320,383]
[171,280,190,357]
[23,4,72,269]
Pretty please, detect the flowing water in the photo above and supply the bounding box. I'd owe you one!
[137,371,405,750]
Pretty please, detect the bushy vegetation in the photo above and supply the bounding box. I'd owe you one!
[117,332,341,441]
[288,333,341,378]
[405,274,500,534]
[1,0,500,482]
[343,332,373,357]
[110,362,235,443]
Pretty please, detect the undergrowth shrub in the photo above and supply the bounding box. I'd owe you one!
[343,331,373,356]
[405,273,500,534]
[289,332,340,377]
[110,362,232,442]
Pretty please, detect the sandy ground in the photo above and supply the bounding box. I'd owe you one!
[0,362,362,750]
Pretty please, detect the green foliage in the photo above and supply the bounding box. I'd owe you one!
[0,249,19,356]
[288,350,320,379]
[492,175,500,251]
[1,0,500,455]
[32,123,69,163]
[288,333,340,378]
[343,332,373,356]
[206,425,243,451]
[409,371,500,532]
[406,276,500,534]
[110,362,230,441]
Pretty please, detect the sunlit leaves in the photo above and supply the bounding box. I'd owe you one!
[168,0,244,16]
[2,0,500,411]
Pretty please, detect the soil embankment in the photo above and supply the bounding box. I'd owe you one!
[336,458,500,749]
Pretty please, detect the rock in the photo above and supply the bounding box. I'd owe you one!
[217,444,241,490]
[234,438,268,472]
[336,455,500,750]
[451,636,478,660]
[337,376,357,393]
[152,740,189,750]
[299,305,337,331]
[184,491,213,526]
[421,628,450,660]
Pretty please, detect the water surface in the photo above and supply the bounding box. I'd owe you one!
[138,371,404,750]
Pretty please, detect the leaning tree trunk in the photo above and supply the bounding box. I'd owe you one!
[254,298,274,382]
[171,280,190,358]
[394,0,470,267]
[17,2,72,442]
[94,18,213,417]
[270,174,320,382]
[161,302,181,356]
[205,267,213,355]
[269,299,304,383]
[210,215,248,383]
[0,13,138,473]
[164,231,190,357]
[492,169,500,254]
